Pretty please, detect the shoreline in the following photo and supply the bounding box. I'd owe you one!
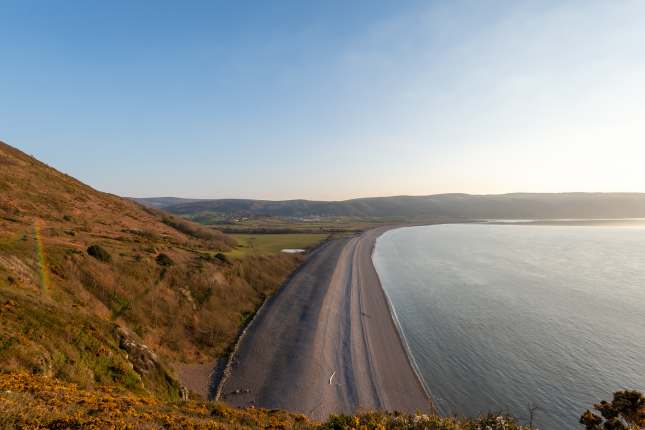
[367,226,435,408]
[221,226,432,419]
[360,221,472,412]
[360,224,436,400]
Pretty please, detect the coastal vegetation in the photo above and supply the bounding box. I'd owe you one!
[0,371,535,429]
[2,371,643,429]
[0,141,301,398]
[580,390,645,430]
[0,371,310,429]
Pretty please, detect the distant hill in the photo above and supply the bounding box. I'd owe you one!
[140,193,645,220]
[132,196,206,209]
[0,141,300,399]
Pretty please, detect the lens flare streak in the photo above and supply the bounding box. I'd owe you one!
[34,221,50,292]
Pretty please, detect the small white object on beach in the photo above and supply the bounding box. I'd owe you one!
[281,249,305,254]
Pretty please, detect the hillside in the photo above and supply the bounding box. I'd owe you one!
[132,197,207,209]
[0,141,302,399]
[136,193,645,221]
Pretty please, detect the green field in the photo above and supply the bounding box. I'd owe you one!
[185,213,395,234]
[226,233,329,258]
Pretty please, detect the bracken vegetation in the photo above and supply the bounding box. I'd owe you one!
[0,141,302,399]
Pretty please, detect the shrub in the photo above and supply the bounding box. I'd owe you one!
[580,390,645,430]
[155,253,174,267]
[215,252,230,264]
[319,412,530,430]
[87,244,111,262]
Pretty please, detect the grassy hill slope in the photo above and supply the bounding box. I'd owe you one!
[0,141,302,399]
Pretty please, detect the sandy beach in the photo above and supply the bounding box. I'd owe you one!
[220,227,430,420]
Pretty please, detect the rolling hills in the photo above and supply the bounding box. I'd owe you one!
[135,193,645,221]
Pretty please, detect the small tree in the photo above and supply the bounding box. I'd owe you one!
[580,390,645,430]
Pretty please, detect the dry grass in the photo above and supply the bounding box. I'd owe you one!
[0,141,301,398]
[0,372,313,429]
[0,372,534,430]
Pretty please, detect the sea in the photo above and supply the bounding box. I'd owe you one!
[372,222,645,429]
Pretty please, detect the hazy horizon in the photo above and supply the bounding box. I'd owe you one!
[132,191,645,203]
[2,0,644,200]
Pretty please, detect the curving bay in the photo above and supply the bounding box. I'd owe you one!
[373,223,645,429]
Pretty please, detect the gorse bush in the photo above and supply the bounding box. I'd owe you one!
[2,371,642,430]
[87,244,111,262]
[215,252,231,264]
[320,412,530,430]
[580,390,645,430]
[0,373,534,430]
[0,372,311,429]
[155,253,174,267]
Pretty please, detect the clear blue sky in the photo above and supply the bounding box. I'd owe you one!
[2,1,644,200]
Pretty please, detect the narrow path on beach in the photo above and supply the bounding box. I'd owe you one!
[221,228,430,420]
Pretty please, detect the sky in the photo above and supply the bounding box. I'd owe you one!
[1,0,644,201]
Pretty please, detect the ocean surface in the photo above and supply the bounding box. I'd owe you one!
[373,223,645,429]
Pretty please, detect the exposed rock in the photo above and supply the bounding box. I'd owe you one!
[114,326,159,376]
[179,287,197,310]
[180,386,190,401]
[0,255,36,285]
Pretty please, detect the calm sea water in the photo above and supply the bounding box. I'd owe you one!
[373,224,645,430]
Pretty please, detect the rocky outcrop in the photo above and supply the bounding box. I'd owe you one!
[178,287,197,310]
[114,326,159,376]
[113,325,188,400]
